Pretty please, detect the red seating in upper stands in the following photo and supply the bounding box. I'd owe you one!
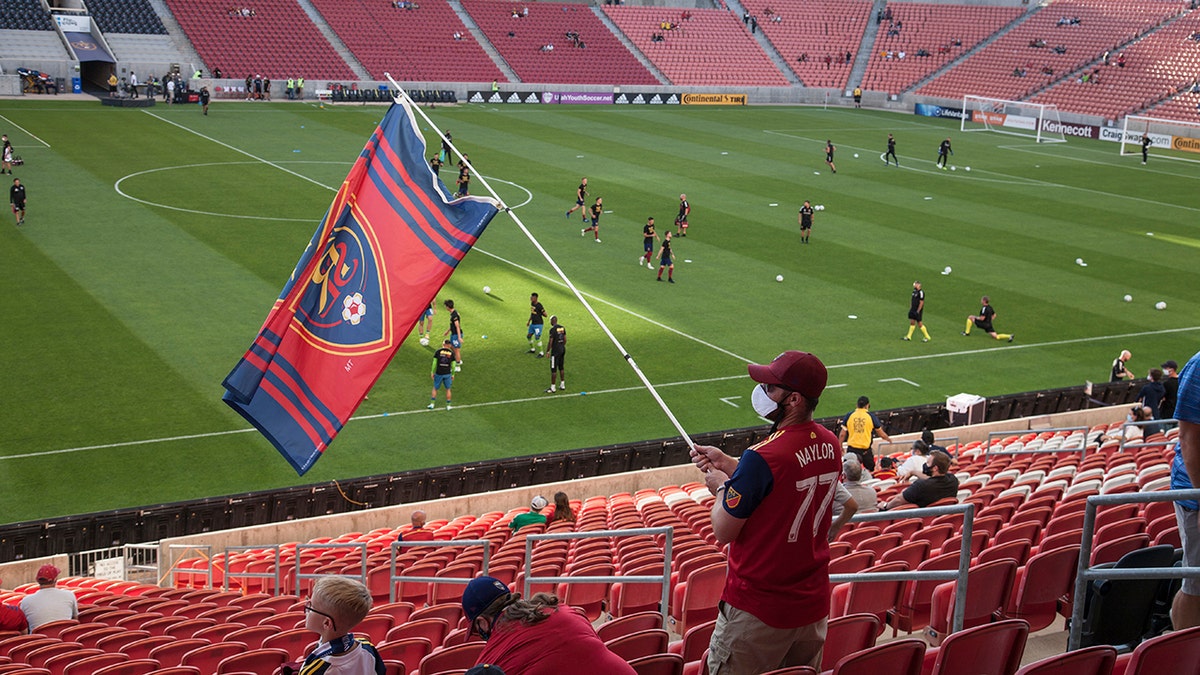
[861,3,1025,95]
[918,0,1181,104]
[162,0,355,81]
[309,0,503,83]
[739,0,872,90]
[462,0,656,86]
[1035,10,1200,121]
[603,7,788,86]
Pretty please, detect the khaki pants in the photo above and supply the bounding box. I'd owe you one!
[707,602,827,675]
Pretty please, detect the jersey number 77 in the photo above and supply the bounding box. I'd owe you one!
[788,471,840,542]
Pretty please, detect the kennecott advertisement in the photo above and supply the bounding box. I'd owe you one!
[681,93,747,105]
[914,103,966,120]
[542,92,613,105]
[1041,118,1099,140]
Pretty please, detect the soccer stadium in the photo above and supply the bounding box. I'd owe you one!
[2,0,1200,671]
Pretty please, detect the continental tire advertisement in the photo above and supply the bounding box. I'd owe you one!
[681,93,747,105]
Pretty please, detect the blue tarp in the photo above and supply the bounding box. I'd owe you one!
[65,32,114,62]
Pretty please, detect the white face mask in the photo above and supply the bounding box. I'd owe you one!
[751,384,780,419]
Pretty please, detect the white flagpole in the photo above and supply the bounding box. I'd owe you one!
[386,76,696,449]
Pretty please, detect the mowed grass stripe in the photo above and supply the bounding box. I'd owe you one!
[1,100,1197,524]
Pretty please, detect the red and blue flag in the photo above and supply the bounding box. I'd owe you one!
[223,100,499,474]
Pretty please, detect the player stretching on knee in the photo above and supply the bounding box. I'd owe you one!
[963,295,1012,342]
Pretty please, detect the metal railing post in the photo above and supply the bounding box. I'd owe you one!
[164,544,212,590]
[293,542,368,596]
[387,539,492,603]
[522,527,674,629]
[830,503,976,635]
[1067,488,1200,651]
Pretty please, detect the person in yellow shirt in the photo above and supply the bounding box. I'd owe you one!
[838,396,892,471]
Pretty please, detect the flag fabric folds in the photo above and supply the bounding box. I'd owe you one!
[223,100,499,474]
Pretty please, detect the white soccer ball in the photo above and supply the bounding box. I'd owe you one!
[815,205,825,211]
[1123,294,1133,302]
[483,286,491,294]
[950,166,956,171]
[419,336,429,346]
[853,153,859,158]
[943,266,952,275]
[1156,301,1167,310]
[776,274,784,282]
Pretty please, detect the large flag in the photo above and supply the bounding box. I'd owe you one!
[223,100,499,474]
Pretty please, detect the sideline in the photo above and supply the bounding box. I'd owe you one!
[7,323,1196,462]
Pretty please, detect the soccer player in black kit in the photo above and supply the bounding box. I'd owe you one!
[825,140,837,173]
[885,133,899,167]
[545,315,567,393]
[582,197,602,243]
[656,231,675,282]
[428,340,455,410]
[10,178,25,226]
[456,160,470,197]
[798,200,814,244]
[963,295,1013,342]
[640,216,659,267]
[566,177,588,220]
[1141,136,1152,164]
[937,138,953,169]
[904,280,930,342]
[527,293,547,356]
[675,193,690,236]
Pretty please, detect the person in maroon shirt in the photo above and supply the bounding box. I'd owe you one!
[461,577,633,675]
[692,350,841,673]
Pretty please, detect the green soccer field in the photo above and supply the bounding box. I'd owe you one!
[1,98,1197,524]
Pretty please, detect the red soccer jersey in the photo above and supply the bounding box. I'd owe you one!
[720,421,842,628]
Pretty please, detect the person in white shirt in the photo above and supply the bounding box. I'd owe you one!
[896,440,930,481]
[19,564,77,630]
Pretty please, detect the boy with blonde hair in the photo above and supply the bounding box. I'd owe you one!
[299,576,386,675]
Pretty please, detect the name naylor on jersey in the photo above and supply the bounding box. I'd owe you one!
[794,442,837,467]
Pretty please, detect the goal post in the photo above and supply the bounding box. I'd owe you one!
[961,95,1068,143]
[1120,115,1200,163]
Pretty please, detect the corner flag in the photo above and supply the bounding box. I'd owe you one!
[222,100,499,474]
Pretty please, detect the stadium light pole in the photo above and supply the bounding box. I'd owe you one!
[386,76,697,450]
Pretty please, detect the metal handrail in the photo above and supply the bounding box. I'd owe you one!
[165,544,212,590]
[294,542,368,596]
[1116,418,1179,452]
[833,503,976,635]
[877,436,961,455]
[985,426,1091,458]
[523,527,673,629]
[223,544,282,594]
[1067,488,1200,651]
[389,538,492,603]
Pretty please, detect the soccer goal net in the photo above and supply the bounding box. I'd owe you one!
[961,95,1067,143]
[1120,115,1200,163]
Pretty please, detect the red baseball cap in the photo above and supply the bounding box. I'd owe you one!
[747,351,828,400]
[36,564,59,583]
